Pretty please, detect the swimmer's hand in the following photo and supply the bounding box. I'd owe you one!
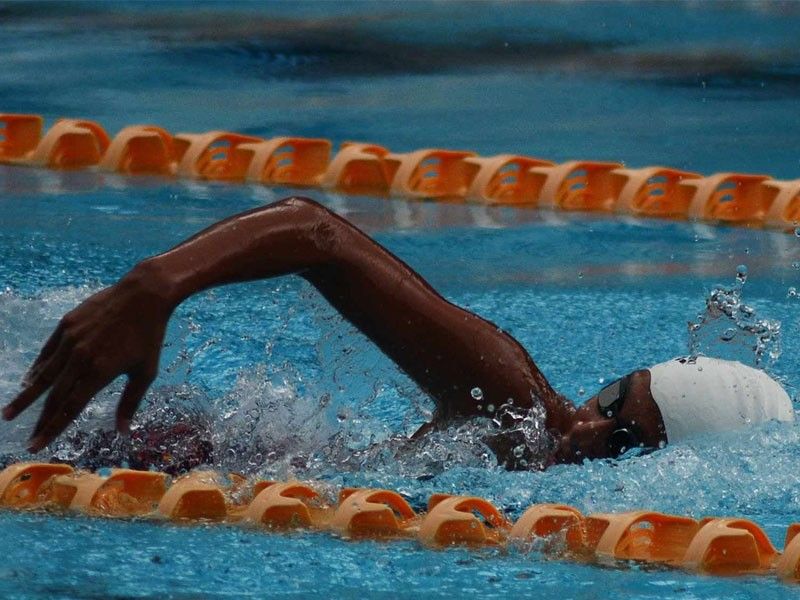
[2,264,173,452]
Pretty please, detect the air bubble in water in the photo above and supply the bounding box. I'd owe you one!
[788,287,798,299]
[794,227,800,237]
[471,387,484,401]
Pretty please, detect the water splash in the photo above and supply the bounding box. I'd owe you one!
[687,268,781,368]
[0,282,555,479]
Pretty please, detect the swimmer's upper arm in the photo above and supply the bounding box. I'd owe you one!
[301,205,555,420]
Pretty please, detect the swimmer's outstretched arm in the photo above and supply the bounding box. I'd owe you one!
[4,197,571,452]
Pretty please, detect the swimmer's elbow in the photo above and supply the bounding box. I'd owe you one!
[283,196,356,260]
[279,195,328,214]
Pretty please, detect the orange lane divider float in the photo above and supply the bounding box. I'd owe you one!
[383,149,476,200]
[0,117,110,169]
[241,137,332,187]
[681,173,774,224]
[0,114,43,161]
[419,493,509,547]
[529,160,624,212]
[99,126,175,176]
[332,488,417,538]
[157,470,230,521]
[777,524,800,581]
[463,154,554,204]
[172,131,264,181]
[0,462,74,508]
[2,113,800,231]
[3,463,800,583]
[242,480,330,529]
[509,502,583,543]
[609,166,701,218]
[320,142,393,196]
[48,469,167,516]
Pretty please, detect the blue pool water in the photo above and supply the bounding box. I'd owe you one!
[2,2,800,598]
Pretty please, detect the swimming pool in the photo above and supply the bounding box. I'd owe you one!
[2,2,800,598]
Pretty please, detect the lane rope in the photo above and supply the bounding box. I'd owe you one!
[2,462,800,581]
[2,114,799,231]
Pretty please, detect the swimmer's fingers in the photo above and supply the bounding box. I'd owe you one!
[2,336,71,421]
[28,374,107,453]
[27,367,80,451]
[115,367,157,435]
[22,325,63,385]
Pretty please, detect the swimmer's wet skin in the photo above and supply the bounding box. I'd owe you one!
[1,197,794,468]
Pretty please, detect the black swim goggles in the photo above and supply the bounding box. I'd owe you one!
[596,374,640,458]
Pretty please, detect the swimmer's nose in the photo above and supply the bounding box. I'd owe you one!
[555,419,617,463]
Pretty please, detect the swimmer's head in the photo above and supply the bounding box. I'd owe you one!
[553,357,794,464]
[553,369,665,464]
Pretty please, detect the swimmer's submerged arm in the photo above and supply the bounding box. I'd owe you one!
[4,196,565,451]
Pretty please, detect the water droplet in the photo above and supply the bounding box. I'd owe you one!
[789,287,798,299]
[470,387,484,401]
[736,264,748,284]
[577,271,584,279]
[794,227,800,237]
[578,387,585,396]
[606,410,613,418]
[697,365,703,371]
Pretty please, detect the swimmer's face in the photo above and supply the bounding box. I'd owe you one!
[553,370,667,464]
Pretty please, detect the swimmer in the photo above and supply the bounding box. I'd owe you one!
[2,197,794,468]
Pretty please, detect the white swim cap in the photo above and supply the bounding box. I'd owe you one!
[648,356,794,443]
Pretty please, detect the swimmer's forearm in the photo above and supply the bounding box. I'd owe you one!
[132,197,341,308]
